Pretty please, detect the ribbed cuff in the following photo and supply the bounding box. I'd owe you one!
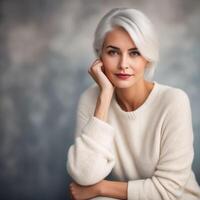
[82,116,115,150]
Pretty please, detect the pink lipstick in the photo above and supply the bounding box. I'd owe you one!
[115,73,133,80]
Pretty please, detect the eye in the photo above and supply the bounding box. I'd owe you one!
[130,51,141,57]
[107,50,119,56]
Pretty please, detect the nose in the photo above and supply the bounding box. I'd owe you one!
[118,54,129,70]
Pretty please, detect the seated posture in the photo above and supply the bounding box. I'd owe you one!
[67,8,200,200]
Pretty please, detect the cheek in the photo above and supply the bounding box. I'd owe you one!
[102,56,118,71]
[132,59,147,73]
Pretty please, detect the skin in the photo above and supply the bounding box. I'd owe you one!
[69,26,154,200]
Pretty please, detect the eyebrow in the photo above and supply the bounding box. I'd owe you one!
[106,45,138,51]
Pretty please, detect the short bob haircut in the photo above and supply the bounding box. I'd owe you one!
[93,8,159,81]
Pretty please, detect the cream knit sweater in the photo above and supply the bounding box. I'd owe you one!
[67,81,200,200]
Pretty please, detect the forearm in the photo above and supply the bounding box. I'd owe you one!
[94,90,113,122]
[100,180,128,199]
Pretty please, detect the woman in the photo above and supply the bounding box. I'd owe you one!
[67,8,200,200]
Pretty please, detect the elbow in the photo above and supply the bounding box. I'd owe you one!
[66,158,115,186]
[66,139,116,186]
[66,160,104,186]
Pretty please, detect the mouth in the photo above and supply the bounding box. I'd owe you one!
[115,73,133,80]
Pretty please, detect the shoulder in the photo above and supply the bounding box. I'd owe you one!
[78,83,99,110]
[157,83,191,109]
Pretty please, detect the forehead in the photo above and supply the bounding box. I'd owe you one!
[103,26,136,48]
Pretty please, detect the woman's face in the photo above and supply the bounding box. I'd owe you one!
[100,26,149,89]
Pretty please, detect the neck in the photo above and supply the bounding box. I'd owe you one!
[115,79,154,112]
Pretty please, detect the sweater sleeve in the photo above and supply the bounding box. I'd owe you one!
[127,89,195,200]
[66,87,116,186]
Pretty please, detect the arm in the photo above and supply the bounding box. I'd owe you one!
[69,179,127,200]
[100,180,128,200]
[67,92,115,186]
[90,58,115,122]
[126,90,195,200]
[67,59,116,186]
[69,89,128,200]
[94,89,113,121]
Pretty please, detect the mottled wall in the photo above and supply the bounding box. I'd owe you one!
[0,0,199,199]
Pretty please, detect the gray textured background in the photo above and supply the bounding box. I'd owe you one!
[0,0,199,199]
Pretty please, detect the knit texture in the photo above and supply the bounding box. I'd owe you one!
[67,81,200,200]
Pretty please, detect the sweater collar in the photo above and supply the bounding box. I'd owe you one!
[111,81,159,120]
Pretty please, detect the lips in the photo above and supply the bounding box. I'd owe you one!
[115,73,133,80]
[115,73,132,76]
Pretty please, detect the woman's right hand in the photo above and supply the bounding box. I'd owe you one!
[88,59,115,94]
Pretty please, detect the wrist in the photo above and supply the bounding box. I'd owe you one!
[94,93,112,121]
[97,180,128,199]
[100,87,114,97]
[98,180,107,196]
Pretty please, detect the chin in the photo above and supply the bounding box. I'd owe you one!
[112,80,136,89]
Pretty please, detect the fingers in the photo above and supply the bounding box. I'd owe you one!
[88,58,114,92]
[88,69,98,83]
[90,59,103,73]
[69,183,75,200]
[93,58,105,72]
[88,58,103,83]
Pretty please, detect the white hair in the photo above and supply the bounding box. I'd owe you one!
[93,8,159,81]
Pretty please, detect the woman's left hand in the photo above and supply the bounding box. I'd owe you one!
[69,181,102,200]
